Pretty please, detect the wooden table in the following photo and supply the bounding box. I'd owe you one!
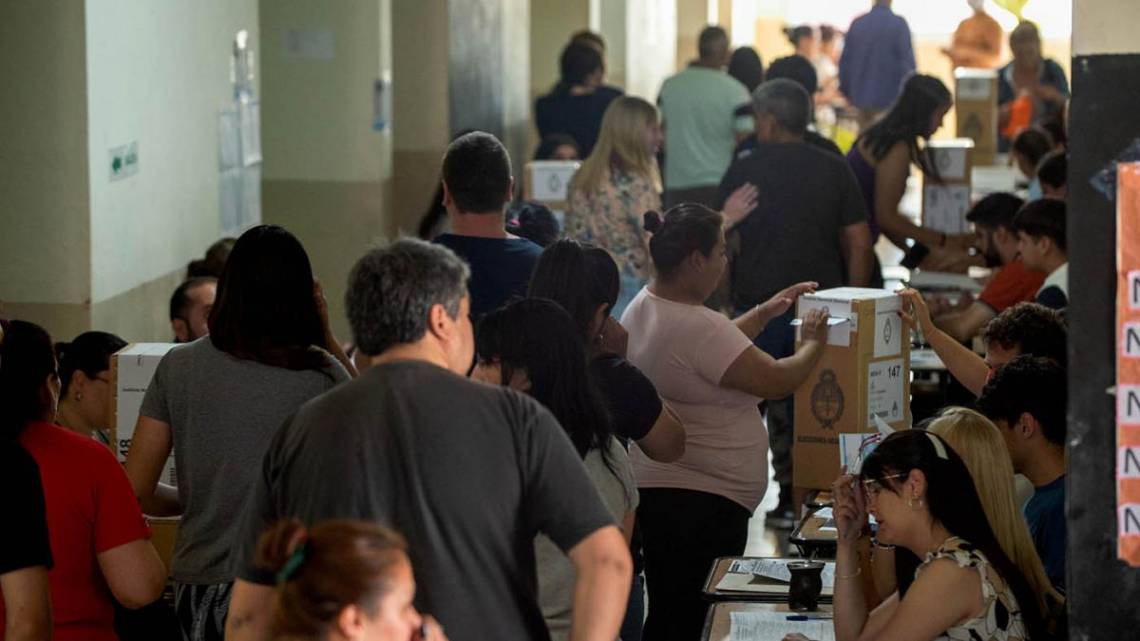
[701,601,835,641]
[703,557,835,603]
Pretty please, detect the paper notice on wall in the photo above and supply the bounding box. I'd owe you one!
[218,107,240,170]
[1118,162,1140,565]
[923,184,972,234]
[867,359,905,427]
[239,100,262,166]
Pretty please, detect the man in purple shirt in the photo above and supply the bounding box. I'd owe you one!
[839,0,916,129]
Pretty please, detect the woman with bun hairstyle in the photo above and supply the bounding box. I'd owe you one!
[620,204,828,641]
[254,519,447,641]
[54,331,127,447]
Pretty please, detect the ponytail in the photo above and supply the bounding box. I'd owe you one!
[254,519,410,638]
[643,204,723,280]
[528,238,620,340]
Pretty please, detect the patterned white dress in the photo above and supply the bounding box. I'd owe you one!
[917,537,1029,641]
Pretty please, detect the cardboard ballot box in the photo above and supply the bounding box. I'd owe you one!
[110,343,178,486]
[523,160,581,210]
[955,68,999,166]
[793,288,911,490]
[923,139,975,235]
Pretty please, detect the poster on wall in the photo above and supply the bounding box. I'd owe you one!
[1117,161,1140,566]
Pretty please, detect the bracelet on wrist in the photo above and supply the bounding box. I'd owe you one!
[835,566,863,580]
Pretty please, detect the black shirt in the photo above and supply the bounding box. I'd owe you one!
[1035,285,1068,311]
[717,141,869,308]
[535,85,623,157]
[590,353,662,445]
[733,129,844,159]
[235,361,614,641]
[434,234,543,320]
[0,441,53,575]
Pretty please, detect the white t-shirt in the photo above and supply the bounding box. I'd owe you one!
[621,287,768,511]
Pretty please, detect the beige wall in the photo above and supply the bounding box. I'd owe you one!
[1,0,260,343]
[391,0,450,236]
[676,0,709,71]
[260,0,393,340]
[1073,0,1140,55]
[0,2,91,316]
[624,0,677,100]
[85,0,259,309]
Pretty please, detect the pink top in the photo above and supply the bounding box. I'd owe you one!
[621,287,768,511]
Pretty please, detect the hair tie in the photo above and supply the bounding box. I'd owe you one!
[276,541,307,583]
[926,432,949,461]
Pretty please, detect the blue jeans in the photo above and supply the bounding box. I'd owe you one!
[620,573,645,641]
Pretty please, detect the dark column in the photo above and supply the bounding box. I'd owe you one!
[1067,52,1140,637]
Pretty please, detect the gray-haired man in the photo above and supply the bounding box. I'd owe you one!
[226,239,631,641]
[716,79,873,525]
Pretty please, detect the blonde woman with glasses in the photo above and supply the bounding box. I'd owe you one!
[566,96,757,317]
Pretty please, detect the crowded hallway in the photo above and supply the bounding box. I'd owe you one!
[1,1,1137,641]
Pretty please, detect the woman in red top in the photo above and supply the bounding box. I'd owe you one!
[0,320,166,641]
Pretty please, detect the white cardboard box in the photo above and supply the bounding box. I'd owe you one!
[525,160,581,204]
[112,343,178,486]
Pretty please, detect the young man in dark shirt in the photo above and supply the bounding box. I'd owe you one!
[226,239,631,641]
[716,78,872,525]
[977,355,1068,591]
[433,132,543,321]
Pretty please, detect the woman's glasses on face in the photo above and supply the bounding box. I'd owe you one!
[860,473,906,504]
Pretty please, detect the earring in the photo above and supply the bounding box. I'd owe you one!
[76,392,84,402]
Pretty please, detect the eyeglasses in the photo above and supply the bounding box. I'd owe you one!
[860,473,906,503]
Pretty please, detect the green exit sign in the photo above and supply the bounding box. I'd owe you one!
[109,141,139,181]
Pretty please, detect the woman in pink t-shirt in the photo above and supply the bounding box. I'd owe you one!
[620,204,828,641]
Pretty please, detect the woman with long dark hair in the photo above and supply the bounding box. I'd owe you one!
[529,238,684,641]
[814,429,1047,641]
[125,225,352,641]
[54,331,127,446]
[846,74,975,279]
[622,204,827,641]
[529,239,684,461]
[473,298,637,641]
[1,319,167,641]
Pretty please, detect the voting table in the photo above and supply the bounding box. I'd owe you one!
[701,602,835,641]
[703,557,836,604]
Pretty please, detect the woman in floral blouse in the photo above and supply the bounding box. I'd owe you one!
[566,96,757,317]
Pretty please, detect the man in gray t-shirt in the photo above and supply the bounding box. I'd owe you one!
[225,239,631,641]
